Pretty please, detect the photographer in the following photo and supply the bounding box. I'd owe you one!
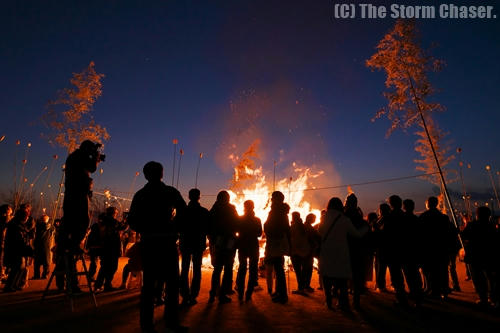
[58,140,105,252]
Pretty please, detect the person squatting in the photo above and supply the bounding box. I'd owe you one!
[1,140,500,333]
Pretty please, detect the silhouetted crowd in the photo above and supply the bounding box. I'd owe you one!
[2,158,500,333]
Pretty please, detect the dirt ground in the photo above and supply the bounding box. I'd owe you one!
[1,257,499,333]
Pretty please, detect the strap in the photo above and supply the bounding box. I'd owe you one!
[322,214,342,242]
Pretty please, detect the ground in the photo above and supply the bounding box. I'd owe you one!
[1,258,499,333]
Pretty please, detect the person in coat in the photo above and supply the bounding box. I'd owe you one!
[208,190,239,303]
[264,191,291,304]
[94,206,122,291]
[462,206,499,308]
[3,204,33,291]
[179,188,209,306]
[33,214,54,279]
[128,161,187,333]
[318,197,367,311]
[235,200,262,301]
[0,204,13,279]
[290,211,310,294]
[303,213,320,292]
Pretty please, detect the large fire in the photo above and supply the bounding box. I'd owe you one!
[202,141,325,269]
[228,164,323,225]
[227,140,323,225]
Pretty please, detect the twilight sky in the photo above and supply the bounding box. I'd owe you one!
[1,0,499,214]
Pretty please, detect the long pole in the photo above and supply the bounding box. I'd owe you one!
[407,73,459,232]
[172,139,178,186]
[457,148,471,219]
[176,149,184,189]
[273,160,277,192]
[51,165,65,223]
[485,165,500,210]
[195,153,203,189]
[13,140,20,210]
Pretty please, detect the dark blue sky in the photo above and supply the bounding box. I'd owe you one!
[1,0,499,213]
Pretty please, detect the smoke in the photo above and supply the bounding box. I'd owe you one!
[213,81,342,208]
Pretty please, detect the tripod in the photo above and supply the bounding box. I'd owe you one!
[42,248,98,312]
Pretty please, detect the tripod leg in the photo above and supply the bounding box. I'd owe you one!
[79,253,98,308]
[42,256,61,302]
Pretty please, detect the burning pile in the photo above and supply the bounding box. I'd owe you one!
[227,140,323,226]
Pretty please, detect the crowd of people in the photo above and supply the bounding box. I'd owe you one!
[1,148,500,333]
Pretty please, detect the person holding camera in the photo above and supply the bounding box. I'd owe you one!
[58,140,105,252]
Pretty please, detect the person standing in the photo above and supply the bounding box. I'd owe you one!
[419,196,453,299]
[264,191,290,304]
[94,207,122,291]
[0,204,13,280]
[208,191,239,303]
[179,188,209,306]
[3,204,33,291]
[319,197,367,311]
[290,211,310,294]
[128,161,187,333]
[303,213,320,292]
[235,200,262,302]
[33,214,54,279]
[462,206,499,308]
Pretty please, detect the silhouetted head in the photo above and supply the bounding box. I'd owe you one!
[379,203,391,217]
[426,196,439,210]
[367,212,378,224]
[476,206,491,221]
[106,206,118,218]
[403,199,415,213]
[216,190,230,204]
[271,191,285,204]
[345,193,358,210]
[39,214,50,224]
[80,140,100,152]
[291,211,301,223]
[388,195,402,210]
[305,213,316,225]
[143,161,163,182]
[0,204,12,217]
[244,200,254,215]
[189,188,201,202]
[327,197,343,212]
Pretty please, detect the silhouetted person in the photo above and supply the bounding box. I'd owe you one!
[179,188,209,306]
[33,214,54,279]
[303,213,320,291]
[366,212,378,286]
[3,204,33,291]
[94,206,122,291]
[120,233,142,289]
[264,191,290,304]
[419,196,452,299]
[208,190,239,303]
[235,200,262,301]
[385,195,423,307]
[447,217,462,293]
[344,193,369,309]
[58,140,104,252]
[462,206,499,308]
[319,197,367,311]
[401,198,424,305]
[128,161,187,332]
[374,203,391,291]
[0,204,13,279]
[85,214,105,281]
[290,211,310,294]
